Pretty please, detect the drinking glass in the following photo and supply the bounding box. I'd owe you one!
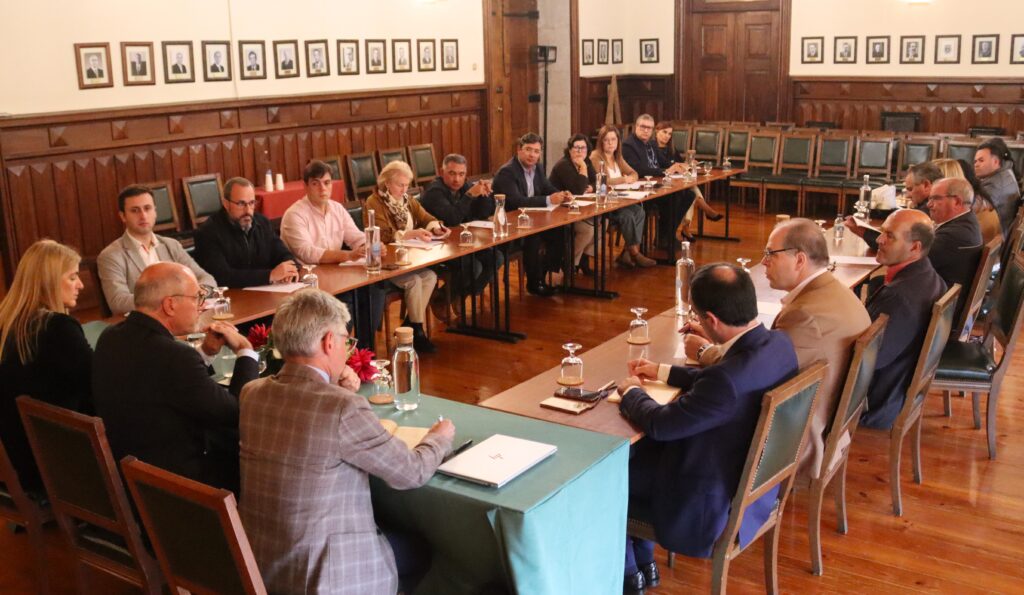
[301,264,319,288]
[814,219,827,232]
[644,175,654,191]
[213,297,233,321]
[459,223,474,246]
[736,257,752,272]
[558,342,584,386]
[186,332,205,351]
[568,199,581,214]
[517,208,532,229]
[628,307,649,344]
[371,359,393,401]
[395,245,410,265]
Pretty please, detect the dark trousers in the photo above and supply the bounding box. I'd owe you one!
[523,230,564,286]
[340,282,389,349]
[648,189,697,248]
[384,529,432,594]
[625,439,660,575]
[457,250,505,295]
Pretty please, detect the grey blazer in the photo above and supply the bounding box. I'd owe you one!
[97,232,216,314]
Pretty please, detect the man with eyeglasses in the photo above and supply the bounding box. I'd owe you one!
[922,177,982,319]
[845,162,942,247]
[194,177,298,288]
[98,184,217,314]
[93,262,259,492]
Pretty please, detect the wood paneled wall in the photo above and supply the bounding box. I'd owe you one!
[577,75,675,136]
[0,85,487,270]
[791,78,1024,133]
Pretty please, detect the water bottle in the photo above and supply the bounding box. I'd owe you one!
[493,194,509,238]
[596,163,608,208]
[675,241,695,317]
[391,327,420,411]
[855,175,871,220]
[833,213,845,241]
[365,209,382,274]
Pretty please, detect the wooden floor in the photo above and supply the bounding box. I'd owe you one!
[3,201,1023,593]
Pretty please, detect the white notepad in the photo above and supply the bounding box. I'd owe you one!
[437,434,557,488]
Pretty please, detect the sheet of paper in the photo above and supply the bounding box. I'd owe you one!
[243,282,306,293]
[523,204,558,212]
[832,255,879,266]
[337,258,366,267]
[569,200,595,207]
[466,220,494,229]
[540,396,597,414]
[607,380,681,404]
[393,426,430,449]
[615,191,648,200]
[392,239,439,250]
[672,342,700,365]
[613,182,643,190]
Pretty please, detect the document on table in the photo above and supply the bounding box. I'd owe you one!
[379,420,430,449]
[616,191,648,200]
[613,182,643,190]
[607,381,681,405]
[243,282,306,293]
[438,434,557,488]
[393,239,440,250]
[467,220,495,230]
[832,255,880,266]
[523,204,558,212]
[567,200,595,207]
[338,258,366,267]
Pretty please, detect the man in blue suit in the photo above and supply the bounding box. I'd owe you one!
[617,263,799,594]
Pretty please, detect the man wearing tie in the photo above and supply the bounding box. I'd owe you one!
[171,52,187,75]
[129,52,147,76]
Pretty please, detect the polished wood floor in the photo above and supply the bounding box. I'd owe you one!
[3,201,1022,593]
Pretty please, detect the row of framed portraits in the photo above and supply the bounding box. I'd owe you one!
[74,38,461,89]
[581,39,660,65]
[801,34,1024,66]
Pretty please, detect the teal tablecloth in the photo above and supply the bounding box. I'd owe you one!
[370,394,629,595]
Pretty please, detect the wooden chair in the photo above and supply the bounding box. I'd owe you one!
[671,125,692,160]
[896,136,941,178]
[805,120,838,130]
[1006,141,1024,183]
[760,132,817,215]
[182,173,224,229]
[953,235,1003,342]
[377,147,408,170]
[881,112,921,133]
[968,126,1006,138]
[851,136,895,184]
[16,397,162,594]
[143,181,182,234]
[808,316,888,576]
[346,152,379,201]
[764,121,796,131]
[722,127,751,169]
[74,257,112,319]
[932,253,1024,460]
[628,361,827,594]
[802,134,856,216]
[0,428,53,594]
[691,126,725,165]
[730,131,781,213]
[319,155,344,182]
[121,457,267,595]
[943,139,979,164]
[408,143,439,187]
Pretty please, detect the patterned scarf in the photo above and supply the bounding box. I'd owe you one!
[380,189,410,231]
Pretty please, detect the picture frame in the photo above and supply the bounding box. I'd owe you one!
[162,41,195,84]
[935,34,961,64]
[801,37,823,64]
[392,39,412,73]
[201,41,231,82]
[1012,34,1024,65]
[899,36,925,65]
[417,39,436,72]
[366,39,387,74]
[441,39,459,71]
[338,39,360,75]
[597,39,609,64]
[581,39,594,65]
[305,40,329,77]
[75,42,113,89]
[612,39,623,64]
[834,36,857,64]
[239,41,267,80]
[120,41,154,86]
[972,34,999,64]
[639,39,659,64]
[274,40,300,78]
[866,36,890,64]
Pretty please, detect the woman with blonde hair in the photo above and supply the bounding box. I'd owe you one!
[0,239,93,492]
[363,160,444,352]
[932,157,1002,244]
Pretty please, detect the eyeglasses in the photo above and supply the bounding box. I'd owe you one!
[762,246,798,260]
[635,124,653,131]
[227,199,257,209]
[571,145,588,151]
[927,193,957,201]
[169,287,210,307]
[340,335,358,355]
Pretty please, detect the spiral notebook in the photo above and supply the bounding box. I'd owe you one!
[437,434,557,488]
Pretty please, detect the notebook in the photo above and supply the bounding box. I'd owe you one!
[437,434,557,488]
[606,381,681,405]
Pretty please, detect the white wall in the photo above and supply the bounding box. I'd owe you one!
[578,0,675,77]
[790,0,1024,77]
[538,0,573,166]
[0,0,485,116]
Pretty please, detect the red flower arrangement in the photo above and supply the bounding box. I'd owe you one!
[247,323,272,351]
[346,347,378,383]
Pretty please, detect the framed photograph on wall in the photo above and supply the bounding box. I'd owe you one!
[597,39,609,64]
[417,39,436,72]
[639,39,659,64]
[441,39,459,71]
[274,40,300,78]
[239,41,266,80]
[306,40,329,77]
[338,40,360,75]
[972,34,999,64]
[75,42,113,89]
[1012,34,1024,65]
[834,36,857,64]
[866,36,890,64]
[202,41,231,82]
[121,42,154,86]
[162,41,194,84]
[392,39,412,73]
[366,40,387,73]
[935,35,961,64]
[801,37,823,64]
[612,39,623,64]
[581,39,594,65]
[899,36,925,64]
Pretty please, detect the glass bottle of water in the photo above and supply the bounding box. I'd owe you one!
[596,162,608,208]
[365,209,382,274]
[493,194,509,239]
[834,213,845,240]
[855,175,871,220]
[391,327,420,411]
[675,241,695,317]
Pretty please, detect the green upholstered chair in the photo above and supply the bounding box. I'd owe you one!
[944,140,979,164]
[1006,142,1024,183]
[408,143,439,187]
[121,457,266,595]
[761,133,818,215]
[896,136,941,177]
[731,131,781,213]
[723,128,751,169]
[182,173,224,229]
[346,152,379,201]
[851,136,895,183]
[320,155,344,182]
[377,147,408,170]
[671,127,691,159]
[968,126,1006,138]
[953,235,1003,343]
[801,134,855,215]
[143,181,182,234]
[0,424,53,594]
[692,126,724,165]
[881,112,920,133]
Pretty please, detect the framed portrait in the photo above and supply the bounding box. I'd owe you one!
[612,39,623,64]
[392,39,412,73]
[597,39,609,64]
[1012,34,1024,65]
[201,41,231,82]
[581,39,594,65]
[337,40,360,75]
[972,34,999,64]
[305,40,329,77]
[75,42,113,89]
[639,39,659,64]
[441,39,459,71]
[866,36,890,64]
[935,35,961,64]
[120,42,154,86]
[899,36,925,65]
[162,41,195,84]
[417,39,436,72]
[239,41,266,80]
[274,40,300,78]
[801,37,823,64]
[834,36,857,64]
[366,39,387,74]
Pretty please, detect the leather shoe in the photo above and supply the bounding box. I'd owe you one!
[624,570,645,594]
[640,562,660,588]
[633,252,657,268]
[706,211,724,222]
[526,282,556,297]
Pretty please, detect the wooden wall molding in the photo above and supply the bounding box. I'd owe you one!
[577,75,676,136]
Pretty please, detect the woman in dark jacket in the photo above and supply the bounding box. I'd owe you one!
[549,134,600,275]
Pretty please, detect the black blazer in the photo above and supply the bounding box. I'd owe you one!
[92,311,257,487]
[0,313,92,492]
[419,176,495,227]
[194,209,294,288]
[492,157,559,210]
[622,133,672,178]
[548,156,596,195]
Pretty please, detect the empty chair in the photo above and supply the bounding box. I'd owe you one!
[760,132,817,215]
[377,147,408,170]
[0,431,53,594]
[671,125,692,159]
[944,139,980,164]
[722,128,751,169]
[143,181,182,234]
[851,136,896,185]
[319,155,344,182]
[881,112,921,133]
[802,134,856,215]
[805,120,838,130]
[691,126,724,165]
[968,126,1006,138]
[345,152,379,201]
[896,136,941,178]
[730,131,781,213]
[182,173,224,229]
[407,143,439,187]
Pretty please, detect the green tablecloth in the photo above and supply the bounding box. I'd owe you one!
[370,394,629,595]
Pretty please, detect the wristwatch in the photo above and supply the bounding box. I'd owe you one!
[695,343,713,362]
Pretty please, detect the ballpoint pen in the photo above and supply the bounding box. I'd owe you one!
[444,438,474,462]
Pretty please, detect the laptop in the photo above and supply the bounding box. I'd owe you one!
[437,434,557,488]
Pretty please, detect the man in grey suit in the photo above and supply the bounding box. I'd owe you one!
[98,184,216,314]
[240,289,454,595]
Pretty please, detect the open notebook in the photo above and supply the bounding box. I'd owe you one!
[437,434,557,488]
[380,419,430,449]
[606,381,681,405]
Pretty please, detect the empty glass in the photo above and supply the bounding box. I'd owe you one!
[628,307,649,344]
[459,223,474,246]
[568,199,581,214]
[644,175,654,190]
[301,264,319,288]
[212,296,233,321]
[736,257,752,273]
[814,219,827,232]
[186,332,205,351]
[371,359,393,402]
[558,342,583,386]
[517,207,532,228]
[395,244,410,266]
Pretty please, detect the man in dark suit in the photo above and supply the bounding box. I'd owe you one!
[85,54,104,79]
[279,49,294,70]
[93,262,259,491]
[925,177,983,318]
[209,50,225,73]
[129,52,147,76]
[617,263,799,594]
[861,209,947,429]
[846,162,942,240]
[492,132,573,296]
[194,177,298,288]
[171,52,187,75]
[246,51,261,72]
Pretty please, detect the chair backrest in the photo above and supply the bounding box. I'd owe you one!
[777,133,817,175]
[988,254,1024,376]
[182,174,224,229]
[903,285,960,414]
[956,235,1003,339]
[0,427,49,527]
[897,136,940,177]
[346,152,379,201]
[121,457,267,595]
[724,128,751,162]
[1006,141,1024,182]
[319,155,344,182]
[969,126,1006,138]
[671,127,692,157]
[692,126,724,164]
[143,181,181,234]
[347,205,365,232]
[764,121,796,131]
[881,112,921,133]
[805,120,837,130]
[814,134,855,178]
[944,139,979,163]
[377,147,408,170]
[73,257,112,319]
[853,136,895,181]
[407,143,438,186]
[744,131,781,172]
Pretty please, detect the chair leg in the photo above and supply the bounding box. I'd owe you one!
[808,478,826,575]
[667,551,675,569]
[911,415,923,484]
[972,391,982,430]
[943,390,952,417]
[711,550,731,595]
[763,523,781,595]
[758,185,767,214]
[889,427,904,516]
[28,522,50,595]
[986,390,998,459]
[834,459,849,535]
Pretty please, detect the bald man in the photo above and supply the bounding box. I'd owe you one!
[925,177,983,318]
[93,263,258,491]
[861,210,947,429]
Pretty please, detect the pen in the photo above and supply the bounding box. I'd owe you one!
[444,439,474,461]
